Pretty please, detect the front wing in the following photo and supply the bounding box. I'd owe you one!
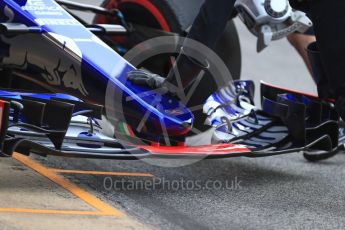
[0,83,343,160]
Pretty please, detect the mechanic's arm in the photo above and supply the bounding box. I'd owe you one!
[287,30,316,74]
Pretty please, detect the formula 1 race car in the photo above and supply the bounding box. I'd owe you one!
[0,0,343,162]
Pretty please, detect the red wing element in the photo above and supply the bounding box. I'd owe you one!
[139,144,251,158]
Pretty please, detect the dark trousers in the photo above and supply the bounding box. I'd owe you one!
[309,0,345,99]
[183,0,235,100]
[187,0,236,50]
[181,0,236,128]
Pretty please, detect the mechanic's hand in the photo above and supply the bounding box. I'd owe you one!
[127,70,177,95]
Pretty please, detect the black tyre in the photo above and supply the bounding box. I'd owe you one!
[94,0,242,81]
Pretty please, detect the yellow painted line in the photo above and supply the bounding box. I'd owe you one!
[12,153,123,217]
[0,208,115,216]
[50,169,154,177]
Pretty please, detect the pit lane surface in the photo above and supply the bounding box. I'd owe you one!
[5,1,345,229]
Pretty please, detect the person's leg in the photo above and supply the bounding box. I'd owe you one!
[166,0,236,100]
[166,0,236,128]
[186,0,236,50]
[308,0,345,119]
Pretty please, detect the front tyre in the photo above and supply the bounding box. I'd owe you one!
[94,0,242,80]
